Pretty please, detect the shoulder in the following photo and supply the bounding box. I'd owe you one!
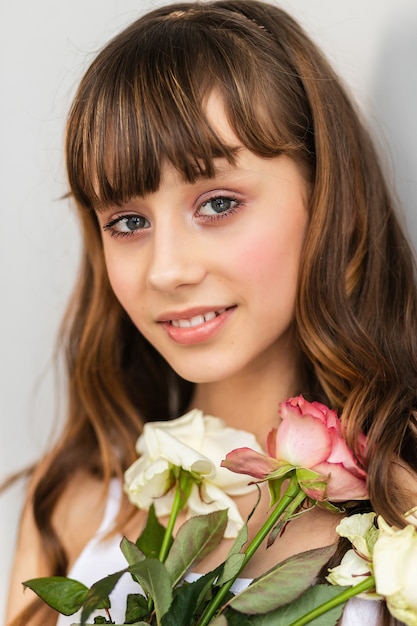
[6,468,107,624]
[52,470,108,568]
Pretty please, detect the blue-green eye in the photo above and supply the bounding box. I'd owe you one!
[198,196,240,217]
[103,214,150,236]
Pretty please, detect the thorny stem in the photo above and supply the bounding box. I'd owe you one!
[147,472,193,618]
[158,471,193,563]
[198,475,305,626]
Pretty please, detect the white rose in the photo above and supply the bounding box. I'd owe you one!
[335,512,377,559]
[124,409,263,537]
[327,549,372,588]
[373,517,417,625]
[326,513,378,598]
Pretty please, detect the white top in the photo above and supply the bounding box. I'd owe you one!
[56,480,380,625]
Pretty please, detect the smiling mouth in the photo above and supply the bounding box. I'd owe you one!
[170,308,227,328]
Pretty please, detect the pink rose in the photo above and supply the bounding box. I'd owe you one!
[222,395,368,502]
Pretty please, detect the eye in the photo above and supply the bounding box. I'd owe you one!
[197,195,241,218]
[103,214,150,237]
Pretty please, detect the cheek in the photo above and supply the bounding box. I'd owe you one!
[103,248,139,308]
[232,226,304,292]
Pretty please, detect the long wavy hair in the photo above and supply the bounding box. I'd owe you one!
[12,1,417,624]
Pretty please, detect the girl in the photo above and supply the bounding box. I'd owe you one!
[6,1,417,624]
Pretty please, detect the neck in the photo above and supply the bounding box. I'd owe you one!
[189,349,303,444]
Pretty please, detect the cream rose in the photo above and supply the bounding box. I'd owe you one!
[373,517,417,625]
[124,409,263,537]
[326,513,377,590]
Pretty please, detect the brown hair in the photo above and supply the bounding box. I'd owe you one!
[12,1,417,624]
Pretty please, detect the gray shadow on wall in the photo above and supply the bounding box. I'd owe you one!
[369,13,417,250]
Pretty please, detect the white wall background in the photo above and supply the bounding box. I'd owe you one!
[1,0,416,620]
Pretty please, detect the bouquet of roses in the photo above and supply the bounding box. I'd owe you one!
[23,396,417,625]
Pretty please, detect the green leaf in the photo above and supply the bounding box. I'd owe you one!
[216,553,245,587]
[125,593,151,623]
[164,510,227,585]
[268,474,290,507]
[136,504,168,559]
[81,570,127,624]
[216,493,255,587]
[161,566,223,626]
[245,584,348,625]
[227,514,249,557]
[128,559,172,624]
[23,577,89,616]
[228,544,337,614]
[317,501,344,514]
[216,504,252,587]
[120,537,146,566]
[221,610,254,625]
[296,468,327,500]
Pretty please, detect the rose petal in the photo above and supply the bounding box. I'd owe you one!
[124,457,172,509]
[151,428,214,476]
[327,549,371,586]
[139,410,206,458]
[313,461,368,501]
[374,521,417,597]
[222,447,280,479]
[200,418,264,494]
[266,428,277,458]
[403,544,417,608]
[326,431,367,478]
[335,512,377,558]
[153,490,176,517]
[187,482,244,538]
[276,411,332,467]
[282,396,342,432]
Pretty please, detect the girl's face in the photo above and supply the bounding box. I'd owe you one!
[96,99,309,385]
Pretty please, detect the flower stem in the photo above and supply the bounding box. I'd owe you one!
[159,472,192,563]
[241,480,305,570]
[198,476,304,626]
[289,576,376,626]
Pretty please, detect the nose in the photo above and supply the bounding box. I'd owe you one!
[146,225,207,293]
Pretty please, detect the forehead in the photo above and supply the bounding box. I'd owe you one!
[154,153,242,194]
[204,92,240,145]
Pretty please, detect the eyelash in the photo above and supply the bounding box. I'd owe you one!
[196,195,242,221]
[102,194,243,239]
[103,215,150,239]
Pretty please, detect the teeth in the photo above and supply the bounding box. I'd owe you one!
[171,308,226,328]
[203,311,216,322]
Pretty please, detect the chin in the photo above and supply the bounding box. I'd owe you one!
[167,357,240,385]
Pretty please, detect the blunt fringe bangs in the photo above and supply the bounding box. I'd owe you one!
[66,1,316,210]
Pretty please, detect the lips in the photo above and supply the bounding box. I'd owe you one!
[158,306,235,345]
